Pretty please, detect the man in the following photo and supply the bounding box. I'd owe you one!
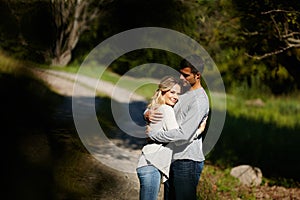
[145,55,209,200]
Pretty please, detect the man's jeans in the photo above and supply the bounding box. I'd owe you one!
[164,160,204,200]
[137,165,161,200]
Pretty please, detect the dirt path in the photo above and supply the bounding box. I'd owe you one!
[30,68,146,101]
[29,68,165,200]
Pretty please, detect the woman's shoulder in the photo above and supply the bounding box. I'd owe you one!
[158,104,174,113]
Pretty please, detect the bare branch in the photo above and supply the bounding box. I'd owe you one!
[247,8,300,60]
[283,31,300,37]
[261,9,300,15]
[270,15,282,40]
[242,31,260,36]
[245,45,298,60]
[287,38,300,45]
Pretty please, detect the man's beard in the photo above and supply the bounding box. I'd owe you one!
[180,81,191,94]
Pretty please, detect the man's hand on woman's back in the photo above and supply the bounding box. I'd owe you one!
[144,109,163,124]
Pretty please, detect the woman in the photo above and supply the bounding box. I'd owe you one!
[136,76,181,200]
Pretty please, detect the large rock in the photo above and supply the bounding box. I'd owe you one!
[230,165,263,186]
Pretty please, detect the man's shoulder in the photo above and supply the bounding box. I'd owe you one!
[197,87,208,95]
[192,88,209,107]
[177,88,209,110]
[187,88,209,100]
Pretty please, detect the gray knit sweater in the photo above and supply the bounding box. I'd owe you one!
[149,87,209,162]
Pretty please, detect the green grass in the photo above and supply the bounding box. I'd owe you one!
[226,94,300,128]
[0,50,24,75]
[197,164,256,200]
[207,94,300,187]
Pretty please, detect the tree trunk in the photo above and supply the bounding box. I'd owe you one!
[49,0,101,67]
[51,50,72,67]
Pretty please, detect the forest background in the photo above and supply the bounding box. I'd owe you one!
[0,0,300,199]
[1,0,300,94]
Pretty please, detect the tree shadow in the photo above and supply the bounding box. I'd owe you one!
[1,73,146,199]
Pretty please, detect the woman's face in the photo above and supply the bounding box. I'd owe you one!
[163,84,181,106]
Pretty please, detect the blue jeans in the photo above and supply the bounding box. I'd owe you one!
[137,165,161,200]
[164,160,204,200]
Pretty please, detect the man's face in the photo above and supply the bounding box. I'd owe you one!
[179,67,197,87]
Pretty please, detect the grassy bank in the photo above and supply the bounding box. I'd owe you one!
[210,92,299,172]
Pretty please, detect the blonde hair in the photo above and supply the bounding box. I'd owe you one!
[147,76,179,109]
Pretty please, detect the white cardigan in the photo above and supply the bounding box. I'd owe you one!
[137,104,178,182]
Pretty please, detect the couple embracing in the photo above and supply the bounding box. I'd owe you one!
[136,55,210,200]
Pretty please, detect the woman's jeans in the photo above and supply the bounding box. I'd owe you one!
[164,160,204,200]
[137,165,161,200]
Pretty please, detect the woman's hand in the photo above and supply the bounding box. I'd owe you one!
[145,125,151,134]
[198,117,207,133]
[193,116,208,139]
